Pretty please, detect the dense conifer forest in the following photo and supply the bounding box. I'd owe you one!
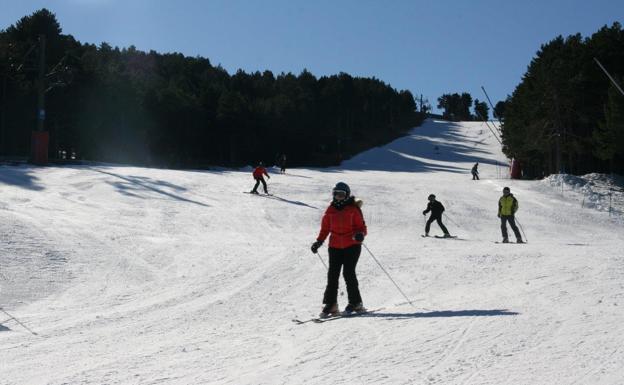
[500,23,624,178]
[0,9,424,168]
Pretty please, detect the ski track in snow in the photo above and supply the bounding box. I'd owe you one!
[1,120,623,384]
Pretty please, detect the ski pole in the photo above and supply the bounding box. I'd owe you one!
[0,307,38,336]
[515,217,528,243]
[318,249,346,297]
[362,243,418,309]
[443,213,461,228]
[316,249,328,270]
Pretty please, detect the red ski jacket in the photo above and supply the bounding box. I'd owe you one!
[316,200,367,249]
[253,166,268,179]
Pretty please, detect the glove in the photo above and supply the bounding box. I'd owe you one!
[311,240,323,254]
[422,211,427,216]
[497,213,501,218]
[353,232,365,242]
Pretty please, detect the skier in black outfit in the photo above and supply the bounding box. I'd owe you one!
[279,154,287,174]
[471,162,479,180]
[422,194,451,237]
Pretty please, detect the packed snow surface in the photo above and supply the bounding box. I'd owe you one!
[1,120,623,384]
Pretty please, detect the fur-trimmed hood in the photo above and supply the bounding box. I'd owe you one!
[331,196,363,210]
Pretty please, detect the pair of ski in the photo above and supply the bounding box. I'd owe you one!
[243,191,273,196]
[292,307,383,325]
[422,235,526,243]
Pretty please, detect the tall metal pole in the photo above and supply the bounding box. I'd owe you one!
[474,109,502,144]
[1,74,6,154]
[594,58,624,97]
[37,34,46,132]
[481,86,503,129]
[480,86,497,114]
[552,91,563,174]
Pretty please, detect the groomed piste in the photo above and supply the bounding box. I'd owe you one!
[1,119,623,384]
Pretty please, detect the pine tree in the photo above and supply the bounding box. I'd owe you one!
[474,99,489,121]
[593,84,624,172]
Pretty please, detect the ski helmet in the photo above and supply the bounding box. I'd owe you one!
[333,182,351,197]
[428,194,436,200]
[503,186,510,193]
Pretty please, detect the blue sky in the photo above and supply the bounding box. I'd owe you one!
[1,0,622,113]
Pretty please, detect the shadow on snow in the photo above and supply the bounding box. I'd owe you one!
[362,309,520,320]
[340,120,507,173]
[0,166,45,191]
[263,194,318,210]
[94,169,211,207]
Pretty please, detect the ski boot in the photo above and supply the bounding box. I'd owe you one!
[319,303,339,318]
[344,302,366,315]
[443,233,452,238]
[516,239,524,244]
[502,238,509,243]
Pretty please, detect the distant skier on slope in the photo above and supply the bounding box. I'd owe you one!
[422,194,452,237]
[250,162,270,195]
[311,182,367,318]
[278,154,287,174]
[471,162,480,180]
[498,186,523,243]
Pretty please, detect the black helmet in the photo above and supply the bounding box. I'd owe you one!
[333,182,351,197]
[428,194,436,200]
[503,186,510,193]
[258,161,264,166]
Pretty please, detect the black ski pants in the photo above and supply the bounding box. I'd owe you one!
[500,215,522,241]
[472,172,479,180]
[425,215,449,235]
[323,244,362,306]
[252,177,268,194]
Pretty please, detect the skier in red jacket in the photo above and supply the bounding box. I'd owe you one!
[311,182,367,317]
[250,162,270,194]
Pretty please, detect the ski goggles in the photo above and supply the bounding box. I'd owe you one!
[332,190,347,199]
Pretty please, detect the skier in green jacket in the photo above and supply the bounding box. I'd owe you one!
[498,187,523,243]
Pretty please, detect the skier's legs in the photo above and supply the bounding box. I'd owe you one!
[436,217,449,234]
[500,216,509,239]
[425,217,435,233]
[251,178,261,193]
[508,216,522,240]
[323,248,343,305]
[342,245,362,305]
[260,178,268,193]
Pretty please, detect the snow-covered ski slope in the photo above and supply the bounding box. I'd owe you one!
[1,119,623,384]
